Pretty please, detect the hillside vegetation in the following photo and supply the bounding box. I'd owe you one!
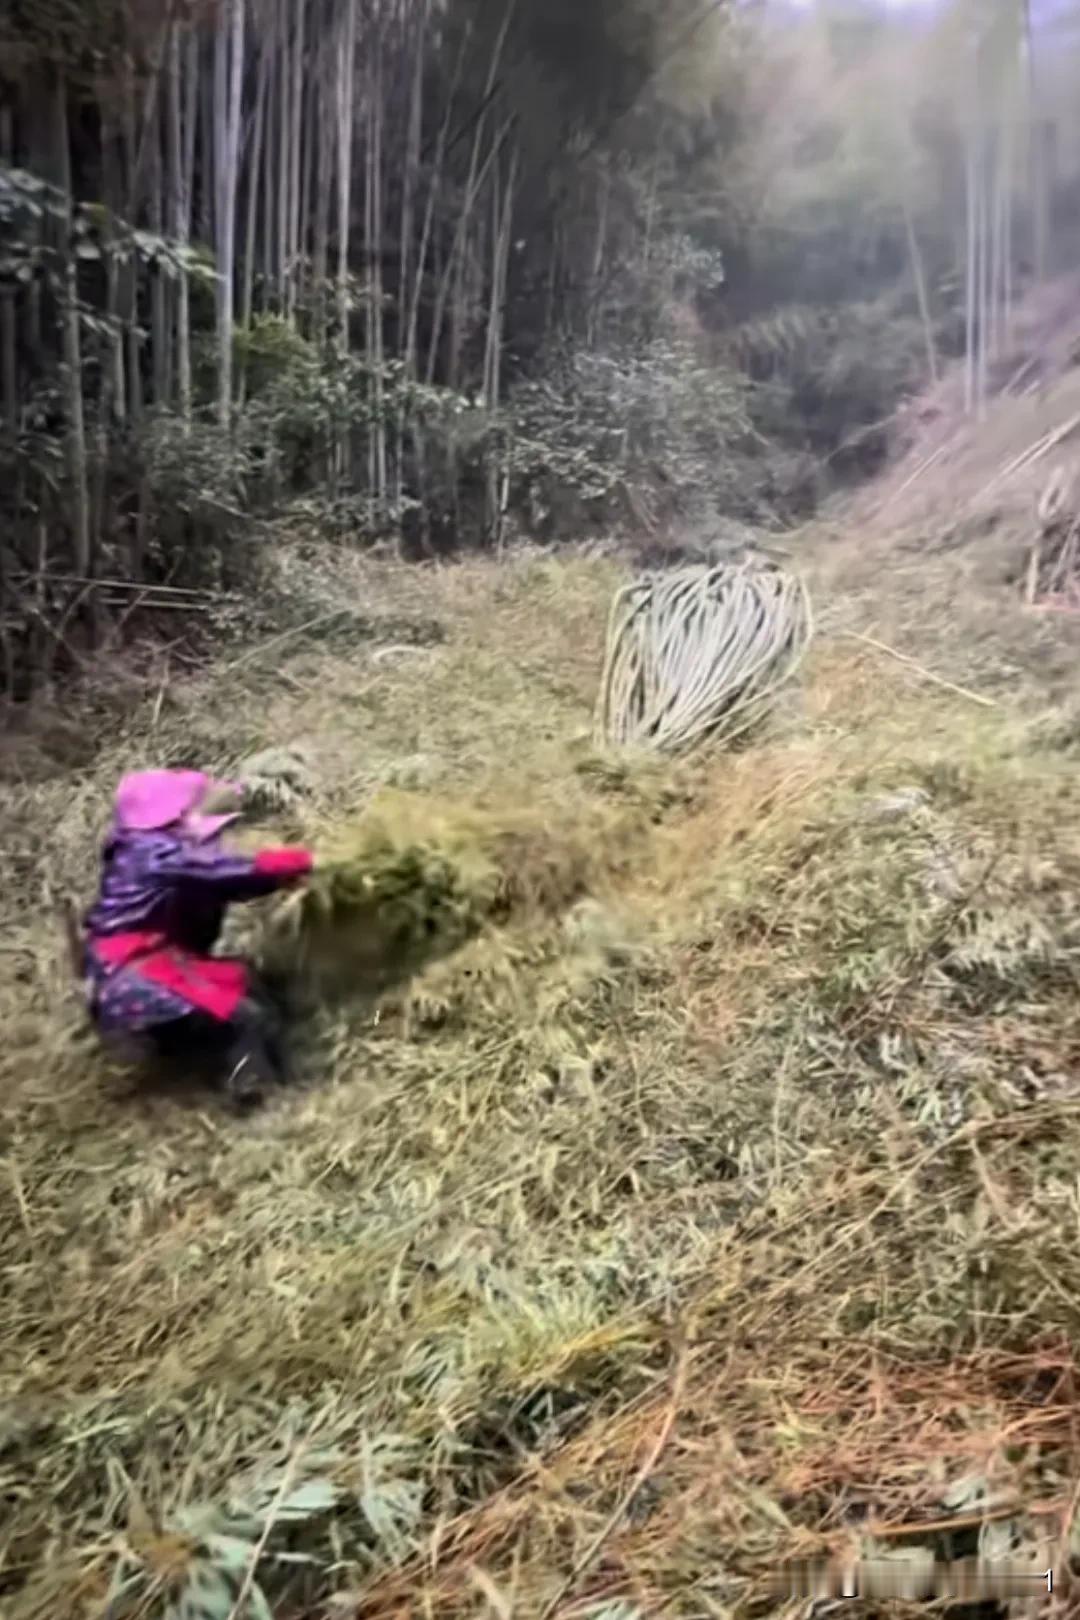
[5,321,1080,1610]
[5,0,1080,699]
[7,0,1080,1615]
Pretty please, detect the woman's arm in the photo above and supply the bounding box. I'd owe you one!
[151,839,314,903]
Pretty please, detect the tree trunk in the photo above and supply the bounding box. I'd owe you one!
[181,29,198,423]
[364,68,376,492]
[200,42,215,243]
[1000,105,1016,345]
[0,105,19,443]
[544,218,561,348]
[103,120,127,427]
[277,0,291,310]
[0,290,15,446]
[335,0,357,354]
[988,126,1004,362]
[401,16,459,375]
[444,3,514,390]
[123,63,144,428]
[296,47,318,323]
[94,108,124,552]
[167,26,192,422]
[638,142,661,345]
[311,46,333,349]
[240,32,271,398]
[902,195,938,386]
[55,69,91,577]
[483,141,517,543]
[406,18,464,377]
[334,0,358,486]
[286,0,307,320]
[427,118,512,386]
[399,0,425,364]
[215,0,245,429]
[148,100,170,404]
[1032,118,1051,282]
[371,23,387,506]
[964,122,978,416]
[394,0,427,521]
[976,133,989,414]
[584,161,611,349]
[261,13,278,309]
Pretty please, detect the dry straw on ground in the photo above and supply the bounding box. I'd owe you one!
[808,273,1080,706]
[2,461,1080,1620]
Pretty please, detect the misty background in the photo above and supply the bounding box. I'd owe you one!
[0,0,1078,695]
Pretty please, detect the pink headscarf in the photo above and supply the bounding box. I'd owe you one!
[114,769,241,843]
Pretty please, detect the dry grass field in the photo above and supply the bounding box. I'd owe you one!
[5,363,1080,1617]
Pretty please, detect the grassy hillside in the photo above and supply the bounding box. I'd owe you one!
[3,464,1080,1615]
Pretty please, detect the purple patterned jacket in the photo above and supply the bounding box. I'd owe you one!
[82,828,286,1033]
[85,827,284,952]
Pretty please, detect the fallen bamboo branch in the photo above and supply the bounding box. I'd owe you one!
[538,1333,691,1620]
[371,643,435,664]
[976,412,1080,504]
[874,442,950,517]
[844,631,997,709]
[217,607,353,677]
[868,1501,1027,1540]
[8,572,230,598]
[1026,538,1042,606]
[225,1445,303,1620]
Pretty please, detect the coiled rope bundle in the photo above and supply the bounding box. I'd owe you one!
[596,561,813,756]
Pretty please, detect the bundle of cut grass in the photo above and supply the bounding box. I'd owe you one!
[259,787,634,997]
[596,560,813,755]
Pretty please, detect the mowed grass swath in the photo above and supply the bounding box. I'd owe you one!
[3,538,1080,1616]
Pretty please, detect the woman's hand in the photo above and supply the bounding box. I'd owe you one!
[253,847,315,885]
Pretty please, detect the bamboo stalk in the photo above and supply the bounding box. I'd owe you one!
[54,67,91,579]
[845,632,996,709]
[240,30,271,377]
[0,106,16,443]
[214,0,245,429]
[286,0,307,321]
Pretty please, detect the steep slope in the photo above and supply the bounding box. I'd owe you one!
[2,464,1080,1615]
[808,274,1080,706]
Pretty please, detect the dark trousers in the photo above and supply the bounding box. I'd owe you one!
[146,992,287,1104]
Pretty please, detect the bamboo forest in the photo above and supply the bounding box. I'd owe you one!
[0,0,1076,695]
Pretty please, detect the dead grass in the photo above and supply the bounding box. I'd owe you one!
[3,540,1080,1619]
[801,282,1080,706]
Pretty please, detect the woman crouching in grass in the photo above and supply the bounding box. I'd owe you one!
[81,768,314,1108]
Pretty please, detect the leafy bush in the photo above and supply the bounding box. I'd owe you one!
[506,341,766,538]
[736,298,930,478]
